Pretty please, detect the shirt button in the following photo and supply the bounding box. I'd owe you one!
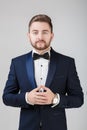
[41,65,43,67]
[40,78,42,80]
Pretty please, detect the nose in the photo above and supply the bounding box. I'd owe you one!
[38,33,43,40]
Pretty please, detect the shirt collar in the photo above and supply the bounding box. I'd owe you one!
[32,47,51,57]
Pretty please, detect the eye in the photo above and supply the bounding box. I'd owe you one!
[32,31,38,35]
[42,31,49,34]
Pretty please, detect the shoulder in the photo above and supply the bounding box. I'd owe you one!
[51,48,76,71]
[51,48,74,62]
[12,51,32,62]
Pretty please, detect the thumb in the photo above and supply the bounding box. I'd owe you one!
[39,85,48,92]
[34,86,42,92]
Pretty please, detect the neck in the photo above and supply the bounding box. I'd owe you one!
[34,47,51,54]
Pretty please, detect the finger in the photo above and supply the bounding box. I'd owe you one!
[36,85,46,91]
[43,87,49,91]
[34,86,42,92]
[36,92,45,96]
[35,99,48,104]
[40,86,50,91]
[35,102,47,105]
[35,95,47,100]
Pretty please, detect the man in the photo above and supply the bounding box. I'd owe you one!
[2,14,84,130]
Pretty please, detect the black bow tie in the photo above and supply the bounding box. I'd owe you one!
[33,52,50,60]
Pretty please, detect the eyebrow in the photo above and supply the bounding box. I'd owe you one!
[32,30,49,32]
[43,30,49,32]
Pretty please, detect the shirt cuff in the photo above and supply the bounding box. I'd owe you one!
[25,92,34,105]
[51,93,60,108]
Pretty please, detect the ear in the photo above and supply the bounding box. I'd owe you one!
[51,33,54,40]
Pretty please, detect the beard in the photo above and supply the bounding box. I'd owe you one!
[30,40,51,51]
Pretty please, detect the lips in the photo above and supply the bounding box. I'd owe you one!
[36,40,46,44]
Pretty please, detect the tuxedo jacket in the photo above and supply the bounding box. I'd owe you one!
[3,48,83,130]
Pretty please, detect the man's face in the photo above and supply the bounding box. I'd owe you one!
[28,22,54,51]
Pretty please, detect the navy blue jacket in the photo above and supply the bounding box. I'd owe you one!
[2,48,83,130]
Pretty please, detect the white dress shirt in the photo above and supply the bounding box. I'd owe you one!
[33,49,50,87]
[25,48,60,107]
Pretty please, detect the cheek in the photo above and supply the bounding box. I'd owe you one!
[47,36,53,42]
[29,35,36,42]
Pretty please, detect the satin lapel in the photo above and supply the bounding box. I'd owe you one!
[26,52,36,89]
[45,49,57,88]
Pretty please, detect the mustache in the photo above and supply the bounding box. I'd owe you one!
[35,40,46,43]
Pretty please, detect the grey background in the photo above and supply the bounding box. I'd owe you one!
[0,0,87,130]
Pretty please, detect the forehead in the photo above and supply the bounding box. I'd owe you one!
[30,22,51,31]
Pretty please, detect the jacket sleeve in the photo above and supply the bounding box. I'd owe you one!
[2,59,30,108]
[58,58,84,108]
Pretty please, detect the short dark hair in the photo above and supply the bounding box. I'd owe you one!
[28,14,53,32]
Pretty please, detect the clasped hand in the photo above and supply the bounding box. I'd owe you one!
[27,86,55,105]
